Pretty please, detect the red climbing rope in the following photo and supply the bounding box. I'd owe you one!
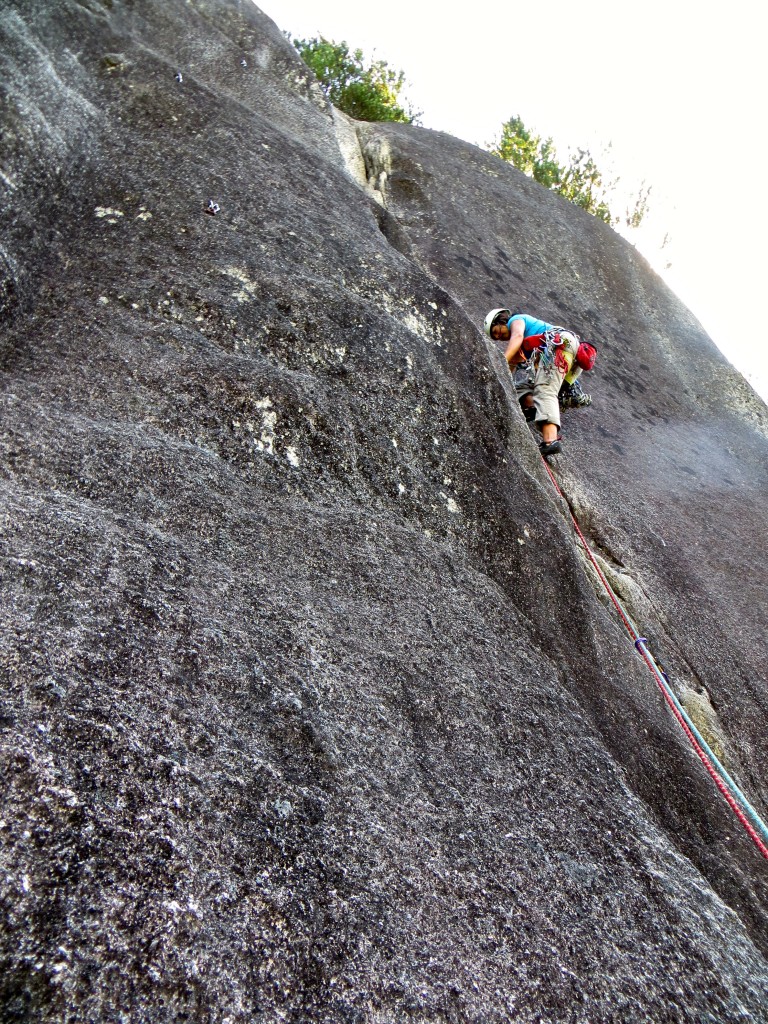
[540,458,768,861]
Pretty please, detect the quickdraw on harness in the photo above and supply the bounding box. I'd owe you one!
[523,328,568,372]
[522,328,597,374]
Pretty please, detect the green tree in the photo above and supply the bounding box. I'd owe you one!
[558,148,612,223]
[490,115,648,227]
[292,36,418,124]
[625,183,652,230]
[492,116,561,189]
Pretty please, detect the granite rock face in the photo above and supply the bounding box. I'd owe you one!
[1,2,767,1021]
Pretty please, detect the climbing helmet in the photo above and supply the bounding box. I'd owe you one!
[483,308,512,338]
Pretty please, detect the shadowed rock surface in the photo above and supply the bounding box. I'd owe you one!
[1,1,767,1020]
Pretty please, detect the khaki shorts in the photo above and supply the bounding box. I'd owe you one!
[515,331,580,429]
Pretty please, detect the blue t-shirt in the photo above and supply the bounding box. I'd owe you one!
[508,313,555,337]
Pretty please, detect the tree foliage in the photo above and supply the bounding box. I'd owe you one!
[292,36,418,124]
[491,115,649,227]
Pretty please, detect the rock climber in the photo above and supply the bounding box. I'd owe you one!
[484,309,596,457]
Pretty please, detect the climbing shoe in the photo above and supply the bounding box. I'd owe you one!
[539,439,562,457]
[559,379,592,408]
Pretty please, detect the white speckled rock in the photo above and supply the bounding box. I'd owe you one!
[1,2,767,1021]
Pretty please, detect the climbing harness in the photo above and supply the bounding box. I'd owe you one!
[540,457,768,862]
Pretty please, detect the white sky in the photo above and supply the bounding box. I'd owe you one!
[256,0,768,402]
